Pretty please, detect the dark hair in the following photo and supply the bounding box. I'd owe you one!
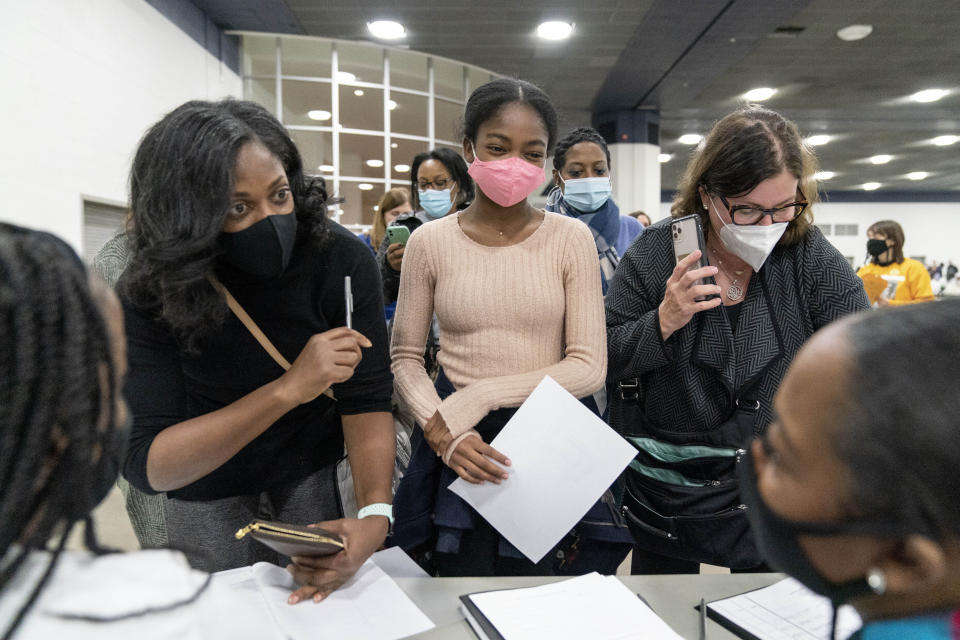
[121,98,329,352]
[462,78,559,154]
[552,127,611,171]
[410,148,474,210]
[835,300,960,539]
[672,106,819,246]
[0,224,119,637]
[866,219,905,264]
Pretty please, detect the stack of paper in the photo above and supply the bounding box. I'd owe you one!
[460,572,683,640]
[450,375,638,562]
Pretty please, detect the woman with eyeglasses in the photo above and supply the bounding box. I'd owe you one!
[605,106,869,575]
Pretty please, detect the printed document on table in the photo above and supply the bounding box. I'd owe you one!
[464,572,683,640]
[449,375,637,562]
[707,577,862,640]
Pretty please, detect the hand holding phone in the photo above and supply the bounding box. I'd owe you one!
[660,215,722,340]
[385,225,411,246]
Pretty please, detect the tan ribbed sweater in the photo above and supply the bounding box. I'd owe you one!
[390,211,607,460]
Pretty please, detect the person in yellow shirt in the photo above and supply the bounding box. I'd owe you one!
[857,219,934,306]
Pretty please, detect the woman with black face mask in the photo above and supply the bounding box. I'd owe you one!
[741,299,960,639]
[119,99,395,603]
[857,219,934,306]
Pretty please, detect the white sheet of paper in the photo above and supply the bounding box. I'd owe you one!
[215,560,434,640]
[449,375,637,562]
[466,572,683,640]
[707,577,862,640]
[372,546,430,578]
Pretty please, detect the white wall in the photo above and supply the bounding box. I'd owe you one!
[0,0,242,252]
[657,200,960,268]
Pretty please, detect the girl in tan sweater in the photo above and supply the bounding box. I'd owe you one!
[390,78,607,576]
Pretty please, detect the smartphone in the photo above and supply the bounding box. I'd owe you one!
[385,225,411,245]
[671,214,716,301]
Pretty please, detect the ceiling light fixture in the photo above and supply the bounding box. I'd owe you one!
[814,171,835,181]
[907,171,929,181]
[678,134,702,145]
[390,142,399,149]
[358,183,374,191]
[307,110,331,121]
[657,153,672,163]
[354,89,364,96]
[932,135,959,146]
[367,20,406,40]
[862,182,881,191]
[366,159,384,168]
[394,164,410,172]
[910,89,948,103]
[336,71,356,83]
[536,21,574,41]
[805,134,831,146]
[836,24,873,42]
[870,154,892,165]
[318,164,335,172]
[743,87,777,101]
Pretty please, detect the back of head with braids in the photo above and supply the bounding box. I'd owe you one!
[0,223,121,638]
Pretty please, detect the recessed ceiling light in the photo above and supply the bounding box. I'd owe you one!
[678,134,702,145]
[910,89,948,103]
[373,205,379,211]
[805,134,831,146]
[366,159,384,168]
[932,135,959,146]
[394,164,410,172]
[907,171,929,181]
[388,99,398,110]
[354,89,364,97]
[870,154,892,165]
[536,21,574,41]
[358,183,374,191]
[836,24,873,42]
[814,171,835,180]
[657,153,672,163]
[318,164,335,172]
[336,71,356,83]
[367,20,406,40]
[391,142,399,149]
[862,182,881,191]
[743,87,777,101]
[307,109,331,121]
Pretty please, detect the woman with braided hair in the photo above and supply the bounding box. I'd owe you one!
[0,223,272,639]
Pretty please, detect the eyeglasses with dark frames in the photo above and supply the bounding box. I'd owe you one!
[417,176,454,191]
[714,189,809,226]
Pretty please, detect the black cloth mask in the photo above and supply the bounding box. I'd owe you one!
[218,212,298,279]
[866,238,889,258]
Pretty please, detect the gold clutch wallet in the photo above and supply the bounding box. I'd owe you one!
[235,519,345,557]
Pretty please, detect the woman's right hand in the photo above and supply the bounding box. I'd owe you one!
[658,250,722,340]
[279,328,372,405]
[386,243,405,271]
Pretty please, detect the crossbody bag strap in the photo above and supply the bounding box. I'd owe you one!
[208,276,335,400]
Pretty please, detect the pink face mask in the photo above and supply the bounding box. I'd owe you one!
[468,154,546,208]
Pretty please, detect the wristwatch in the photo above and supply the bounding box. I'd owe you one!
[357,503,394,535]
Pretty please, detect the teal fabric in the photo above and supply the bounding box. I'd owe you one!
[628,436,740,462]
[860,609,959,640]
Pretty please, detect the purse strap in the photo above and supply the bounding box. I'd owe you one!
[208,276,334,400]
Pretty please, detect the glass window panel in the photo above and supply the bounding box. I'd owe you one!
[390,138,429,184]
[282,79,332,126]
[340,133,387,179]
[390,94,428,138]
[434,58,463,100]
[468,68,494,95]
[281,38,332,77]
[245,77,278,117]
[435,99,463,143]
[288,129,334,175]
[242,35,277,76]
[334,180,382,227]
[389,49,427,92]
[339,86,383,132]
[337,41,383,85]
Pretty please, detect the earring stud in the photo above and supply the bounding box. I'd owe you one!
[866,567,887,595]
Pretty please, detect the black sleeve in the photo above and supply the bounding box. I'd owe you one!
[376,234,402,304]
[120,300,187,494]
[333,238,394,415]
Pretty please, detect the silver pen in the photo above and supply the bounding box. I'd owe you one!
[344,276,353,329]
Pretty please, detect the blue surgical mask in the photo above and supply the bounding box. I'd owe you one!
[419,188,454,219]
[561,176,612,213]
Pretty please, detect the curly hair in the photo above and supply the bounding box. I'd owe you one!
[552,127,611,171]
[671,105,819,247]
[121,99,330,352]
